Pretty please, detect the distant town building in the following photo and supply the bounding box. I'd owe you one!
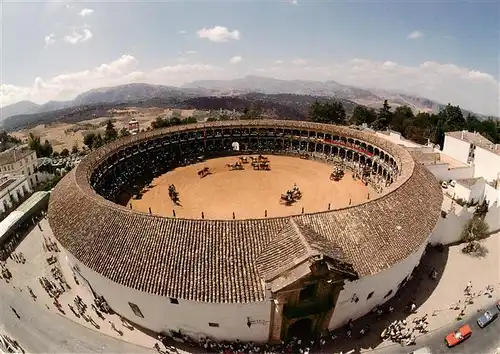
[128,119,140,135]
[443,131,500,184]
[0,174,31,214]
[0,147,39,188]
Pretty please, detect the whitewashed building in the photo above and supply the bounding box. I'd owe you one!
[0,175,32,214]
[443,131,500,184]
[0,147,40,189]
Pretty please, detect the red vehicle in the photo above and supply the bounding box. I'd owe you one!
[445,325,472,347]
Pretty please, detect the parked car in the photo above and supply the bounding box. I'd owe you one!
[449,180,456,187]
[477,307,499,328]
[445,325,472,347]
[496,301,500,311]
[408,346,432,354]
[441,181,448,189]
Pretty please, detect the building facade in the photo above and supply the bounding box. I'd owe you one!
[0,175,32,214]
[443,131,500,184]
[65,223,431,343]
[0,147,40,189]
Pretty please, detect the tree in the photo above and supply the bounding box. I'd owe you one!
[403,112,433,145]
[474,200,489,218]
[390,106,414,132]
[461,217,489,255]
[71,143,79,154]
[119,127,131,138]
[41,140,53,157]
[439,104,466,131]
[350,105,377,126]
[242,104,263,120]
[372,100,392,130]
[310,100,346,125]
[92,133,103,149]
[60,148,70,157]
[28,133,43,157]
[104,120,118,142]
[83,133,96,150]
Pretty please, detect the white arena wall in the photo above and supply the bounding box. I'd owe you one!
[328,239,428,330]
[64,251,272,343]
[430,200,500,245]
[442,136,470,165]
[63,235,433,342]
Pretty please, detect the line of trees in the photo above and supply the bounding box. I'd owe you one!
[310,99,500,147]
[83,119,128,150]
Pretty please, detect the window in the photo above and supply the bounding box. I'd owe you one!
[35,175,39,183]
[169,297,179,304]
[299,283,316,302]
[384,290,393,299]
[367,291,374,300]
[208,322,219,328]
[128,302,144,318]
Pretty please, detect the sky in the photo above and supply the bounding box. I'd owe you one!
[1,0,499,116]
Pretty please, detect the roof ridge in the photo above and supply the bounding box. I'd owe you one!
[289,219,314,256]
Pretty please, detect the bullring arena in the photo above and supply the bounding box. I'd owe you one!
[48,120,443,346]
[129,156,375,220]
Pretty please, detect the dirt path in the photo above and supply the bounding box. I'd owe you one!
[129,155,374,220]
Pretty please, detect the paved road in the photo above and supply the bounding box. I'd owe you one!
[1,280,499,354]
[370,302,500,354]
[0,283,151,354]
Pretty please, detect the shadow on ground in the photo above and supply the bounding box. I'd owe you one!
[327,244,450,354]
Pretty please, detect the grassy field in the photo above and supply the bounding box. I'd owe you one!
[11,107,201,152]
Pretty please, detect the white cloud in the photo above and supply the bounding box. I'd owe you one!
[407,30,424,39]
[79,8,94,17]
[178,30,187,35]
[0,55,223,106]
[274,60,284,65]
[197,26,240,42]
[229,56,243,64]
[185,50,198,55]
[290,0,299,4]
[63,29,93,44]
[255,58,499,115]
[1,55,498,116]
[44,33,56,46]
[292,58,307,65]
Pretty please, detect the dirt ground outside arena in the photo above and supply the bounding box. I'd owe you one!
[129,155,375,220]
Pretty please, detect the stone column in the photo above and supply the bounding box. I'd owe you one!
[269,295,287,343]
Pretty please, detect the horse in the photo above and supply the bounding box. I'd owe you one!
[198,167,210,178]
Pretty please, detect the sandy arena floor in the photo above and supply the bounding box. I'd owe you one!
[129,155,374,220]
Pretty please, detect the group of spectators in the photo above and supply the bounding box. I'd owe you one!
[158,332,340,354]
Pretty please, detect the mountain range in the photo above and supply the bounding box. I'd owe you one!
[0,75,490,123]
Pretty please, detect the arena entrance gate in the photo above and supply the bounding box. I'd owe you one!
[256,219,359,343]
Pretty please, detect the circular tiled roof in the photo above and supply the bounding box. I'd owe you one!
[48,120,443,303]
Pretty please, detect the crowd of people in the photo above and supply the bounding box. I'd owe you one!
[156,331,342,354]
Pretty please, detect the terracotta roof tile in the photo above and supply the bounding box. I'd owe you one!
[48,120,443,303]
